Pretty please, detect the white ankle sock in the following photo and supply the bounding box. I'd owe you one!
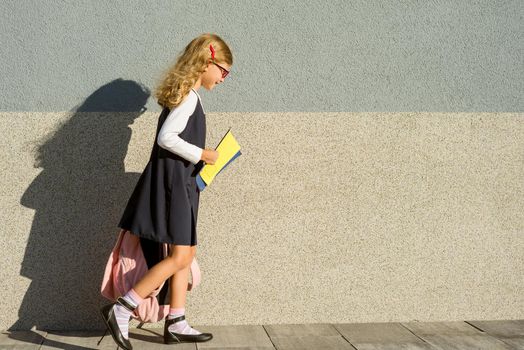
[113,289,141,340]
[167,308,202,335]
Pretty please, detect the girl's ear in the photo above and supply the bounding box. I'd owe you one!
[204,60,213,72]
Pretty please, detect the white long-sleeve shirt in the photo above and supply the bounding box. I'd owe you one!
[157,89,204,164]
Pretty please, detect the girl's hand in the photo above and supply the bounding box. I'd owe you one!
[201,148,219,165]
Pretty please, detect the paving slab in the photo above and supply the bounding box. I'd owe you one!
[263,324,354,350]
[41,330,115,350]
[419,334,514,350]
[264,323,340,337]
[467,320,524,337]
[1,320,523,350]
[0,330,46,350]
[400,321,515,350]
[127,327,196,349]
[271,334,355,350]
[346,343,435,350]
[195,325,275,349]
[333,323,435,350]
[401,321,482,335]
[41,328,196,350]
[467,320,524,350]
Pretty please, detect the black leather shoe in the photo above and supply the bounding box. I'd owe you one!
[99,297,135,350]
[164,315,213,344]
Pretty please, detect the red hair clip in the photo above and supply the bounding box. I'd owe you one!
[209,44,215,60]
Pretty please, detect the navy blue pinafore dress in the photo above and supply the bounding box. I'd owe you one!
[118,95,206,247]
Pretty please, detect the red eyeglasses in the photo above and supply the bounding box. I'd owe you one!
[212,61,230,79]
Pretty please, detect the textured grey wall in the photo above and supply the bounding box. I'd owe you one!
[1,0,522,112]
[1,111,522,332]
[0,0,523,333]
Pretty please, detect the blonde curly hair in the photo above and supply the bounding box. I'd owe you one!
[154,33,233,109]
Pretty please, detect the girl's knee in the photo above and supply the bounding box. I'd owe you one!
[164,255,191,271]
[167,245,194,267]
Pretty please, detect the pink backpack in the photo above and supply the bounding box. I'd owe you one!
[100,229,201,324]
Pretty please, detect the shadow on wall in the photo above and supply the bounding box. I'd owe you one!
[8,79,150,337]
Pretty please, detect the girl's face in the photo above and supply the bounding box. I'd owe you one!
[200,60,231,90]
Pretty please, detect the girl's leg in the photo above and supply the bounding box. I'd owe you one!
[166,245,203,335]
[110,244,194,340]
[133,244,194,298]
[170,264,190,308]
[169,244,196,307]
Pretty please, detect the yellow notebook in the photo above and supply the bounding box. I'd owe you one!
[196,128,241,191]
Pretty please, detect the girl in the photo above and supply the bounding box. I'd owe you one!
[100,33,232,349]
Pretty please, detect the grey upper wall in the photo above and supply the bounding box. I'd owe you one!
[1,0,522,112]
